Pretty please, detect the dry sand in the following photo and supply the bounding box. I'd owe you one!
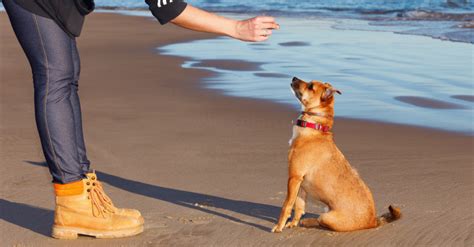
[1,13,473,246]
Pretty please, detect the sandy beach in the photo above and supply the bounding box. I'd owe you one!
[1,12,473,246]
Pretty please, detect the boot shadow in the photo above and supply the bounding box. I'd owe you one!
[24,161,280,231]
[0,198,53,237]
[24,160,319,232]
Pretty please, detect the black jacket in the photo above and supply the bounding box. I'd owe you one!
[12,0,187,37]
[145,0,187,25]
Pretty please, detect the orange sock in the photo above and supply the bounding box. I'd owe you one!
[54,180,84,196]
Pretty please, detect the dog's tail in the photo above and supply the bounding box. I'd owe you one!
[377,205,402,226]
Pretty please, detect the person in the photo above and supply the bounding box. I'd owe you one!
[3,0,279,239]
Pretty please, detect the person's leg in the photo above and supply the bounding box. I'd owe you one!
[4,0,84,184]
[69,46,144,220]
[4,0,144,239]
[70,39,91,173]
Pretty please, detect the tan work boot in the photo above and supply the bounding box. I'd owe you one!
[52,179,143,239]
[85,172,144,224]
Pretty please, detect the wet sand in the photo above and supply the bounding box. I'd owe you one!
[191,59,263,71]
[1,13,473,246]
[278,41,311,47]
[452,95,474,102]
[254,72,290,78]
[395,96,467,109]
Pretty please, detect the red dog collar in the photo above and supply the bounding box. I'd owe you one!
[296,119,331,132]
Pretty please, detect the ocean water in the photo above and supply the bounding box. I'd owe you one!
[1,1,472,133]
[97,0,474,14]
[90,0,474,133]
[158,16,474,134]
[94,0,474,43]
[1,1,472,41]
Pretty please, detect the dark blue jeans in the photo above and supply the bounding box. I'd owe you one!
[4,0,90,184]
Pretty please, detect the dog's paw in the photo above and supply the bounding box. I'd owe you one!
[285,220,299,228]
[271,225,283,233]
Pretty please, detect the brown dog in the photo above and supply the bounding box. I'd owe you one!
[271,77,400,233]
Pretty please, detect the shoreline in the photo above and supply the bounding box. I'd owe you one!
[0,5,473,44]
[99,8,474,44]
[157,19,473,135]
[1,13,473,246]
[156,48,473,137]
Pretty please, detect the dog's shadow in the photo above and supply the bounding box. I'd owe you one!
[24,161,320,232]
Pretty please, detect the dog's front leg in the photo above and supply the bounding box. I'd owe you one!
[271,176,303,233]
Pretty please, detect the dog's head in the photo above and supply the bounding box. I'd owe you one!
[291,77,341,109]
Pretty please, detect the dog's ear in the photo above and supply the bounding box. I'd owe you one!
[321,86,342,101]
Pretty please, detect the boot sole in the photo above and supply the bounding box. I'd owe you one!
[51,224,144,239]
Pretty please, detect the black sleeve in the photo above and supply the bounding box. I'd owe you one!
[145,0,188,25]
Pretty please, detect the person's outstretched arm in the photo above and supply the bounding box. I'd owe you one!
[145,0,279,42]
[171,5,279,42]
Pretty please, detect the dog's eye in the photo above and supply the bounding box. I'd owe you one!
[308,84,314,90]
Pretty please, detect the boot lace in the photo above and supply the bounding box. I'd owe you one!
[87,176,117,218]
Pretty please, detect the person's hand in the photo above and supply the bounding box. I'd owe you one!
[232,16,280,42]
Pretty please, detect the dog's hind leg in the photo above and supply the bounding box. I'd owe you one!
[285,188,307,228]
[316,211,355,232]
[301,211,347,231]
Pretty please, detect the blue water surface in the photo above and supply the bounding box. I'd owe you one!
[96,0,474,14]
[159,16,474,134]
[97,0,474,43]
